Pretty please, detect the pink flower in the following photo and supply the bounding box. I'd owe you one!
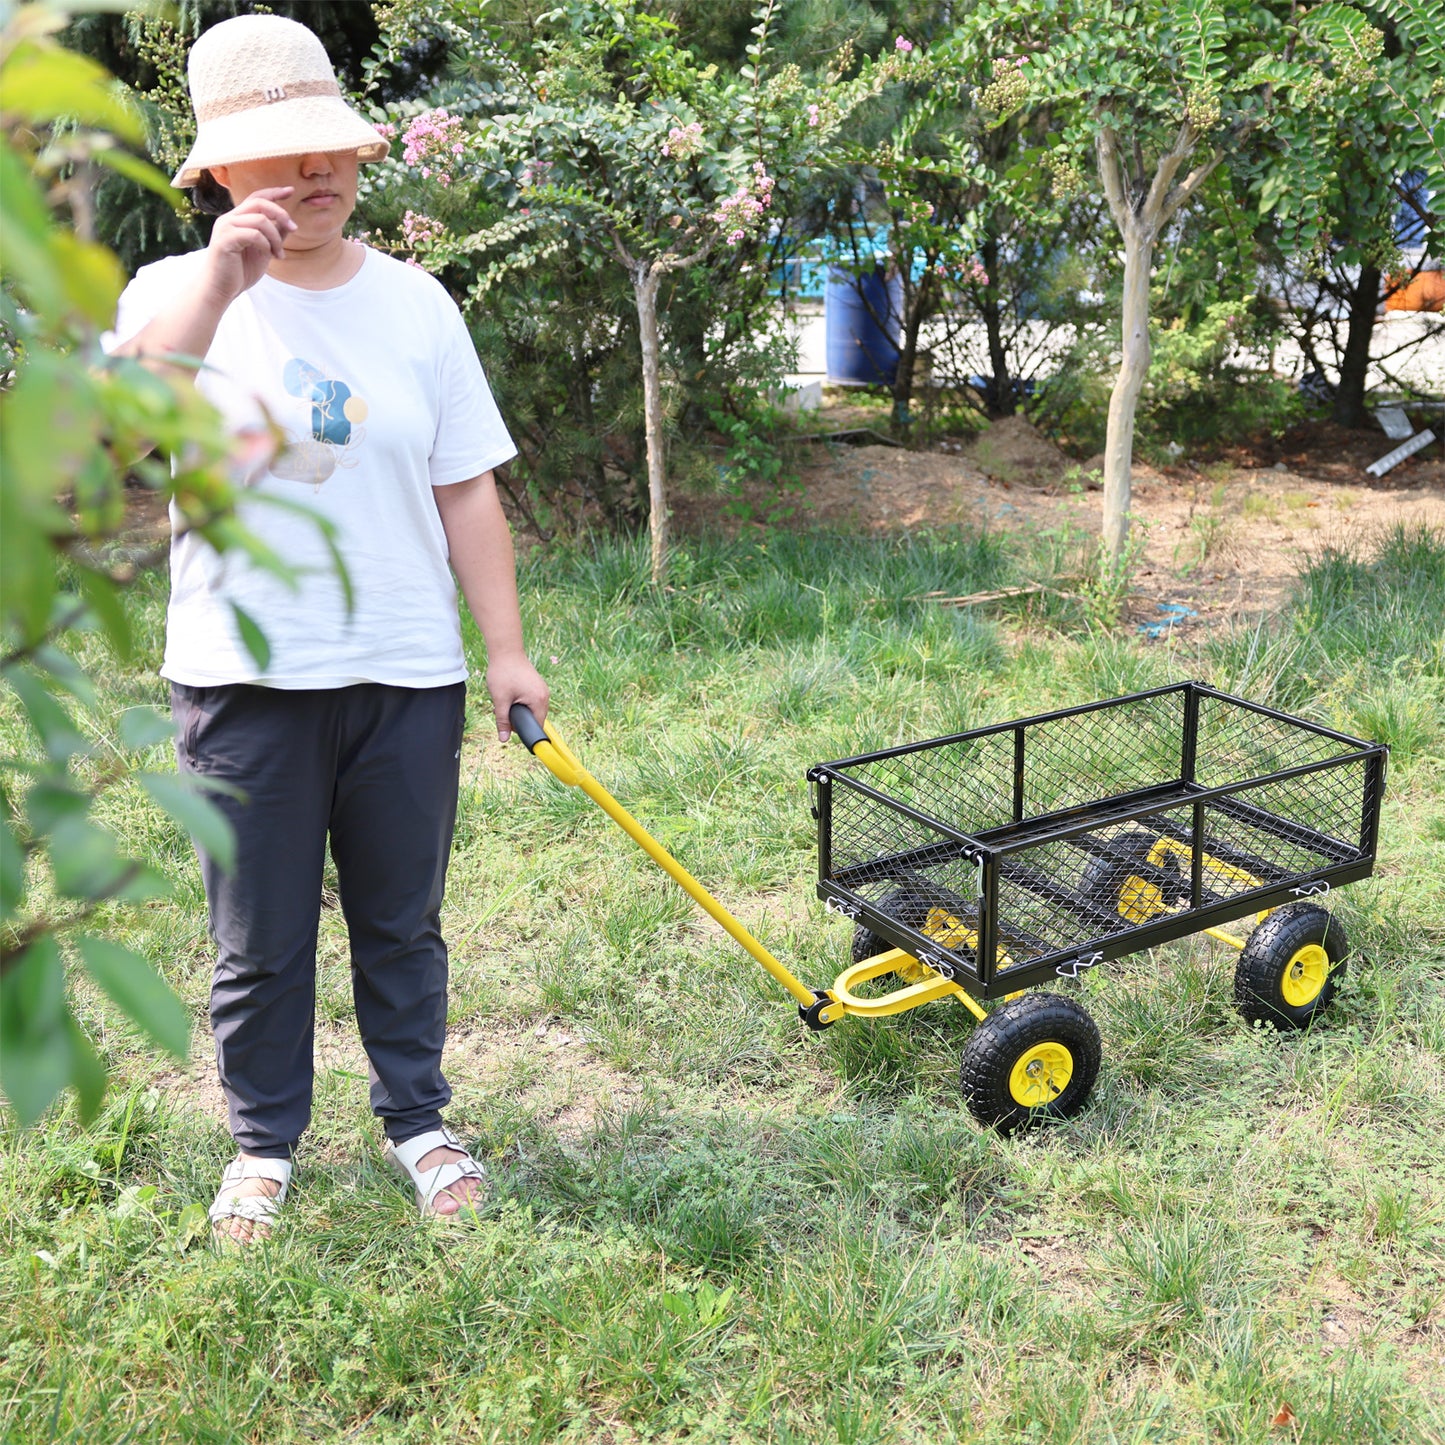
[402,108,464,185]
[373,122,397,141]
[401,209,443,248]
[807,104,820,126]
[895,36,913,52]
[663,120,704,161]
[713,163,776,244]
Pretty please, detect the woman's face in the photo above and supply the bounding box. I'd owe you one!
[211,150,359,251]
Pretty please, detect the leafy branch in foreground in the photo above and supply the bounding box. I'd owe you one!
[0,3,302,1127]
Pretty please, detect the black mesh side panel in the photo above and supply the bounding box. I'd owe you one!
[818,689,1376,984]
[831,729,1015,837]
[1019,692,1184,818]
[1195,695,1354,789]
[992,806,1201,970]
[825,781,969,879]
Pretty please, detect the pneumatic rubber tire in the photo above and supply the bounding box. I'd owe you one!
[850,889,931,965]
[1078,828,1186,923]
[959,992,1102,1135]
[1233,903,1348,1030]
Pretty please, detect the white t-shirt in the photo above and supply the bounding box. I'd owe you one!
[108,247,516,688]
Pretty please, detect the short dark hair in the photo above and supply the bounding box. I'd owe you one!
[191,169,234,216]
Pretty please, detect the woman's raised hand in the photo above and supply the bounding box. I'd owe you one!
[203,186,297,302]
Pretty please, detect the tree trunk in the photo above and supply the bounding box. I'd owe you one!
[1102,225,1154,564]
[633,264,669,584]
[893,290,922,432]
[1332,263,1381,429]
[980,234,1013,416]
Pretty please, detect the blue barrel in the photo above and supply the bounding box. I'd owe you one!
[825,265,902,386]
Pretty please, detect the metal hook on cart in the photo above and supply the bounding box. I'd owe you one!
[1056,951,1104,980]
[919,951,956,981]
[824,897,861,921]
[1289,881,1331,898]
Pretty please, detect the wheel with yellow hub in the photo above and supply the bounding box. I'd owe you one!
[850,890,948,985]
[1233,903,1348,1029]
[1078,829,1187,926]
[959,993,1102,1134]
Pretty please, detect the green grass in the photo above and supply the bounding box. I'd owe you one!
[3,523,1443,1443]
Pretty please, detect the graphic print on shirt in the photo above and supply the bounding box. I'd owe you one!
[270,357,370,485]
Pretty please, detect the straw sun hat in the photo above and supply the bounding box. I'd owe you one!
[171,14,389,189]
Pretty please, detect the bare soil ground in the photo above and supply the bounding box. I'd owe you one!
[675,407,1445,633]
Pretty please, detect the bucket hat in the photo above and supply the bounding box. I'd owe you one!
[171,14,389,189]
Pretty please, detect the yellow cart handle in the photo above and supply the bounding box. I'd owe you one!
[508,704,823,1012]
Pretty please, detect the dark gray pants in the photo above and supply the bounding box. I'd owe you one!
[171,681,466,1158]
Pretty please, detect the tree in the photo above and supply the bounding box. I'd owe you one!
[965,0,1402,565]
[822,33,995,432]
[1251,0,1443,426]
[0,4,316,1126]
[375,0,911,583]
[820,21,1113,433]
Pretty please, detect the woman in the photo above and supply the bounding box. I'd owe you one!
[111,14,548,1243]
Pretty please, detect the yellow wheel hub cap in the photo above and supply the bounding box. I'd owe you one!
[1281,943,1329,1006]
[1008,1041,1074,1107]
[1117,875,1166,924]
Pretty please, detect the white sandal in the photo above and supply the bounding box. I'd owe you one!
[209,1155,292,1239]
[384,1125,487,1218]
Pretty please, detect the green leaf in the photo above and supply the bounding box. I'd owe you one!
[46,815,168,901]
[229,603,270,671]
[0,936,69,1128]
[118,707,175,752]
[25,779,91,836]
[0,39,145,144]
[53,231,126,328]
[75,566,133,659]
[46,816,127,899]
[0,817,26,919]
[32,644,97,707]
[138,773,236,872]
[90,145,184,208]
[174,1200,210,1251]
[0,146,65,322]
[76,935,190,1059]
[64,1014,107,1124]
[4,668,91,762]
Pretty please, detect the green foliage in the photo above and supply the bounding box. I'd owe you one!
[0,5,300,1128]
[358,0,912,548]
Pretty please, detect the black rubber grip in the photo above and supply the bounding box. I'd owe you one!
[509,703,548,753]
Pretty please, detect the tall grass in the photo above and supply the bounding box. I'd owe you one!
[2,524,1442,1443]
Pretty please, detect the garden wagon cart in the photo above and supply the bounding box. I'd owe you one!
[510,682,1387,1134]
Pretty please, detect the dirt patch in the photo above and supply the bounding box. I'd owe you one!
[1206,416,1445,492]
[118,411,1444,641]
[678,416,1445,633]
[1008,1234,1098,1305]
[967,414,1076,489]
[148,1016,643,1150]
[444,1019,645,1142]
